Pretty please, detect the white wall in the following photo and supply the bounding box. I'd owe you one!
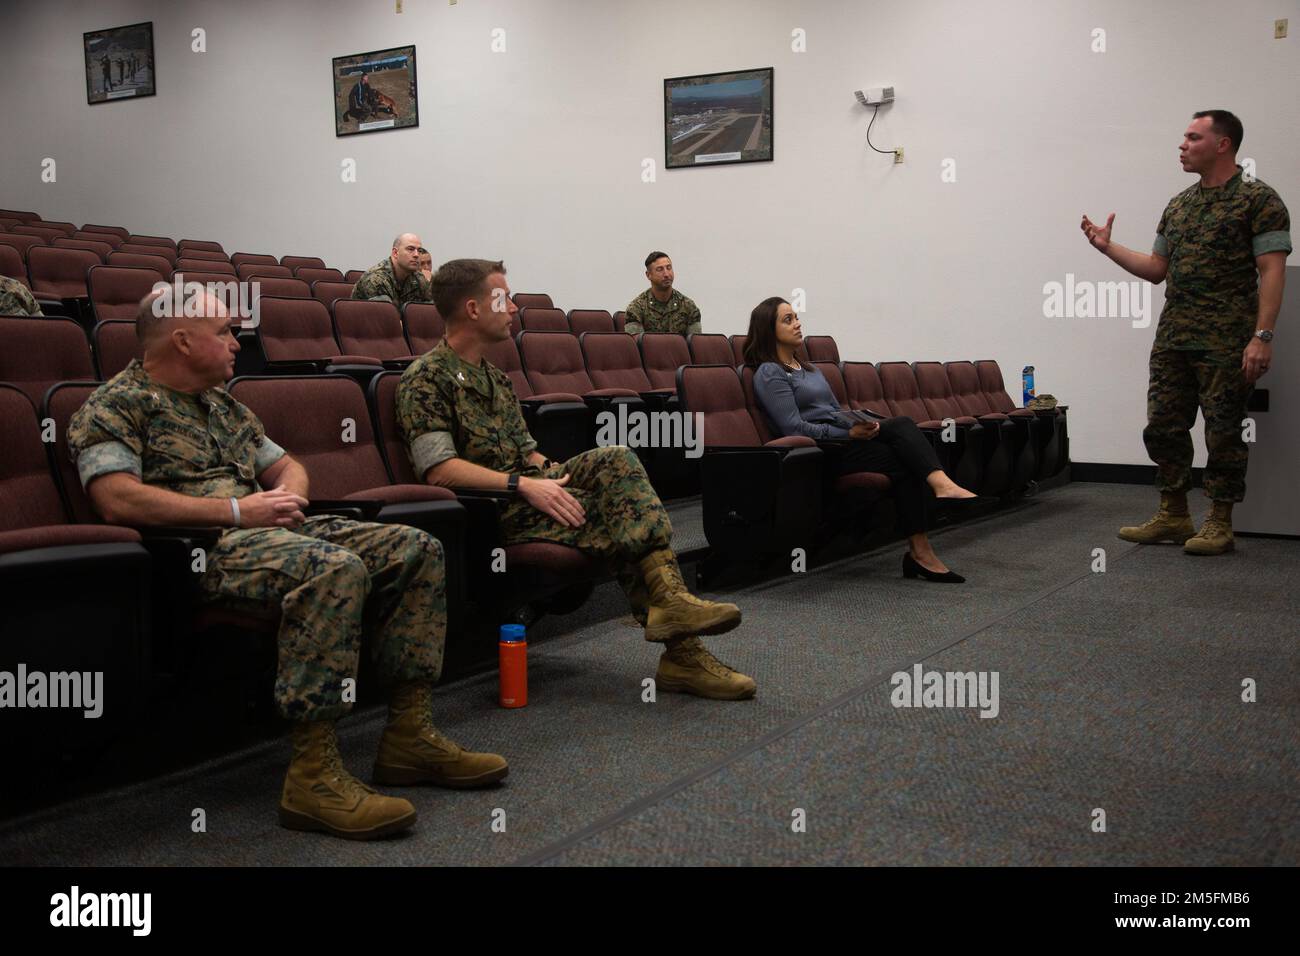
[2,0,1296,465]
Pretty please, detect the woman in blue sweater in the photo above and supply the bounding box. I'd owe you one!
[746,297,975,583]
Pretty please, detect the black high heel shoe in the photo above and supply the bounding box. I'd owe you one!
[902,552,966,583]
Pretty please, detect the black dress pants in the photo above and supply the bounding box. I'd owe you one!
[827,417,942,535]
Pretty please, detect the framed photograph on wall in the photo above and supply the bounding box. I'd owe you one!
[333,45,419,136]
[84,21,156,105]
[664,67,773,169]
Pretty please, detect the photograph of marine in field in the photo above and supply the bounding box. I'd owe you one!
[83,21,156,105]
[333,45,419,137]
[664,67,773,169]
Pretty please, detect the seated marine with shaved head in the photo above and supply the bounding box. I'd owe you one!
[351,232,434,305]
[66,289,504,842]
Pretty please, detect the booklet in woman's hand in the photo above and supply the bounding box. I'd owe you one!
[835,408,887,427]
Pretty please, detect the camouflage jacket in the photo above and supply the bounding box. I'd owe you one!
[0,276,42,316]
[1153,167,1291,350]
[351,258,432,306]
[68,359,286,499]
[623,287,701,336]
[396,339,539,481]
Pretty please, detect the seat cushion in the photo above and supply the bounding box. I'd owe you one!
[0,523,142,555]
[346,484,456,504]
[833,472,892,494]
[504,542,600,573]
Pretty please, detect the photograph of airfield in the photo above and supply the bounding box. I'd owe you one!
[83,21,155,105]
[664,68,772,168]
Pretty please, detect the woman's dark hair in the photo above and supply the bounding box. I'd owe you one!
[743,296,808,369]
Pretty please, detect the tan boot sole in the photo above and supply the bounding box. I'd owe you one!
[372,762,509,789]
[278,804,417,841]
[1117,528,1193,544]
[1184,540,1235,556]
[644,606,741,643]
[657,673,757,701]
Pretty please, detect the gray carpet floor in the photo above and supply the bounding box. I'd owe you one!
[3,482,1295,866]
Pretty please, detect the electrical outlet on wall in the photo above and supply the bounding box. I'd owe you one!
[894,148,905,165]
[1276,19,1288,38]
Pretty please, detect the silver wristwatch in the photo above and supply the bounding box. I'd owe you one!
[1254,329,1274,343]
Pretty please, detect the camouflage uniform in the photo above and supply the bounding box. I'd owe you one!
[1146,167,1291,501]
[351,258,432,306]
[623,288,702,337]
[0,276,42,316]
[67,360,446,721]
[396,340,672,618]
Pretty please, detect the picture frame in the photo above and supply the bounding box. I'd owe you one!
[333,45,419,136]
[84,21,156,105]
[664,67,773,169]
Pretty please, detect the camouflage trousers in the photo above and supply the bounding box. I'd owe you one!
[198,515,446,721]
[499,445,673,622]
[1144,347,1253,502]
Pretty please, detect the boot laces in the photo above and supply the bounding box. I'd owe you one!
[320,729,375,798]
[672,638,737,677]
[1197,516,1230,538]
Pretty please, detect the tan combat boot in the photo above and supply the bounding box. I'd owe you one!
[639,548,741,643]
[1117,492,1195,544]
[657,637,757,700]
[1184,500,1235,556]
[279,720,417,840]
[373,681,508,788]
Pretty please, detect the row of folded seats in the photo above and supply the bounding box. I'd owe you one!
[0,309,1067,498]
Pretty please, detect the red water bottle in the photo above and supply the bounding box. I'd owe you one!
[498,624,527,708]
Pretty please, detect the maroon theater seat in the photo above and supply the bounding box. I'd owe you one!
[92,321,143,380]
[108,251,173,275]
[176,258,234,275]
[312,280,356,310]
[333,299,413,366]
[52,237,113,261]
[0,317,95,406]
[247,276,310,299]
[519,307,569,333]
[126,234,177,251]
[688,333,732,366]
[638,333,692,391]
[805,335,840,363]
[512,292,554,310]
[177,240,225,255]
[295,267,344,284]
[73,230,125,249]
[0,245,30,288]
[238,263,291,281]
[281,256,326,271]
[27,247,99,300]
[88,265,165,323]
[119,243,178,265]
[567,309,614,335]
[402,302,444,353]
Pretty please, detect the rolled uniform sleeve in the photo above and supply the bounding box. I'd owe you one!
[686,300,702,336]
[753,364,851,441]
[67,399,147,489]
[254,435,287,474]
[397,365,458,480]
[1153,206,1171,258]
[1250,190,1292,256]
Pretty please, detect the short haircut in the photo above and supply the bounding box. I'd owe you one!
[1192,110,1243,153]
[418,247,429,255]
[134,289,168,343]
[430,258,506,319]
[644,251,670,270]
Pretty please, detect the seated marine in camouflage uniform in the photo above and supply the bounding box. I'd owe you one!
[0,275,43,316]
[351,232,433,306]
[67,289,506,842]
[1082,110,1290,555]
[623,251,702,337]
[397,258,755,700]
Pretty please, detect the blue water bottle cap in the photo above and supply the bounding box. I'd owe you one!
[499,624,526,643]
